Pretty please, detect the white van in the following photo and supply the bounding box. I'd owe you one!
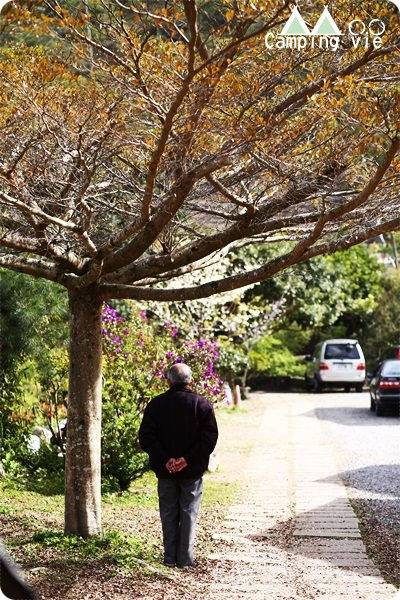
[305,339,366,392]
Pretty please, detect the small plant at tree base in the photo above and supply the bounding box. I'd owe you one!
[26,529,157,569]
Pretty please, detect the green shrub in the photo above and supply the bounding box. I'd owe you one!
[250,335,305,377]
[101,304,224,491]
[0,371,32,471]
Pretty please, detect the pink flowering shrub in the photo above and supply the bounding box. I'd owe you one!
[102,303,224,490]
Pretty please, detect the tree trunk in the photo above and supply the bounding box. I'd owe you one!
[65,287,102,537]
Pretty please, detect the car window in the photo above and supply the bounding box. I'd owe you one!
[324,343,360,360]
[381,361,400,377]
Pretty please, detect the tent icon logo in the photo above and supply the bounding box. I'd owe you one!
[280,6,311,35]
[280,6,342,37]
[310,7,343,35]
[265,4,388,51]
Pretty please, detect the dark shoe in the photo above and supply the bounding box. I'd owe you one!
[177,560,198,569]
[163,561,176,568]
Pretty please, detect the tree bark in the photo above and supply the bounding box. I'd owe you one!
[65,287,102,537]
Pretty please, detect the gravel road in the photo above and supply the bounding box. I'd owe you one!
[307,391,400,586]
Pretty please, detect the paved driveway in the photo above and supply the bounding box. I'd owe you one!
[205,391,399,599]
[307,391,400,587]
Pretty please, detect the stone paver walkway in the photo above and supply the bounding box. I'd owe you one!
[206,393,397,599]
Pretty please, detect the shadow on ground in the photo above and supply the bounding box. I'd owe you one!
[302,405,399,426]
[245,466,400,588]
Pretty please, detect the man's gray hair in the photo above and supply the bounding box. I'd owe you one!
[168,363,192,384]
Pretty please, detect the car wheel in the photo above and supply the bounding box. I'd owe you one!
[344,384,351,393]
[313,377,322,393]
[370,396,376,411]
[355,383,364,393]
[376,403,385,417]
[305,376,314,392]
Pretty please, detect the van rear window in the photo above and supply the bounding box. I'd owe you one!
[324,343,360,360]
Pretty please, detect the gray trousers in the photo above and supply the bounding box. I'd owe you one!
[157,477,203,567]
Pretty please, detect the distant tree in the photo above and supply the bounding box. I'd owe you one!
[253,245,383,329]
[0,271,30,373]
[0,0,399,536]
[359,270,400,365]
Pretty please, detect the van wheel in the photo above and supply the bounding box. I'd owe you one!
[305,376,314,392]
[313,377,322,393]
[355,383,364,393]
[376,403,385,417]
[370,396,376,411]
[344,385,351,393]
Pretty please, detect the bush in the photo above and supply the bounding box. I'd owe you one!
[250,335,306,377]
[101,304,224,491]
[359,270,400,367]
[0,371,32,473]
[216,342,247,386]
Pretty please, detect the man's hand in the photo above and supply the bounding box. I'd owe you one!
[165,457,188,473]
[173,457,188,472]
[166,458,176,473]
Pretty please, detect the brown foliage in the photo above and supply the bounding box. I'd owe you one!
[0,0,399,300]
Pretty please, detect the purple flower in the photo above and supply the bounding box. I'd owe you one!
[140,310,147,319]
[174,357,183,364]
[122,328,130,335]
[102,303,124,324]
[171,327,178,337]
[197,340,206,347]
[166,351,174,359]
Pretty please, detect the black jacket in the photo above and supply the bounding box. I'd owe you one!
[138,384,218,479]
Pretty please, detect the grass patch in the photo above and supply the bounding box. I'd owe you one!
[103,471,158,508]
[0,479,64,514]
[18,529,160,569]
[202,478,240,508]
[216,405,249,416]
[0,503,16,515]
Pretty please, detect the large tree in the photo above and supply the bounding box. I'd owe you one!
[0,0,399,535]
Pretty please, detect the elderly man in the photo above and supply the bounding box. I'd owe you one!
[139,363,218,569]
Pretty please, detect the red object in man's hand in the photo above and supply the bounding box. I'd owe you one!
[174,457,188,472]
[165,458,176,473]
[165,457,188,473]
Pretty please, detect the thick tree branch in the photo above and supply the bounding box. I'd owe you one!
[0,254,62,283]
[100,154,232,275]
[103,165,343,284]
[99,212,400,302]
[139,2,198,222]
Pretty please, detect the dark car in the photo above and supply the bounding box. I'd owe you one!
[381,345,400,360]
[370,359,400,416]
